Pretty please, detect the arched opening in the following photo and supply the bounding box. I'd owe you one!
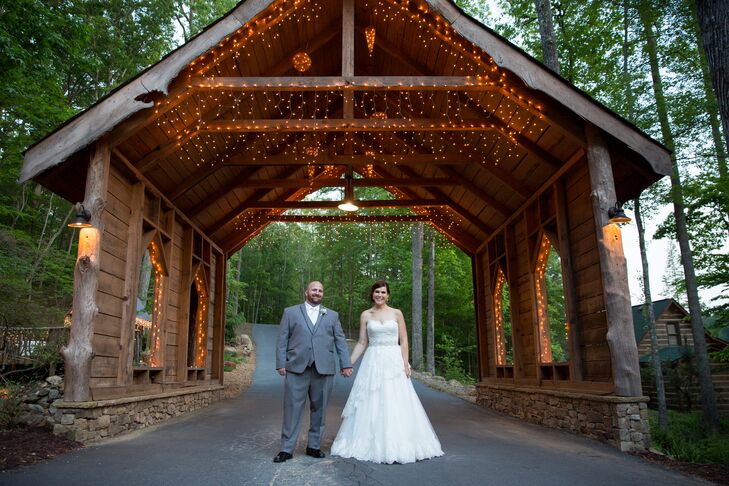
[493,266,513,368]
[533,233,569,380]
[134,241,165,369]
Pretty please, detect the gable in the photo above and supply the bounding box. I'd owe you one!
[21,0,672,255]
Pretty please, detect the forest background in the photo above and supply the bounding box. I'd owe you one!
[1,0,727,382]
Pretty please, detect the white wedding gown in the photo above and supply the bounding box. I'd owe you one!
[331,320,443,464]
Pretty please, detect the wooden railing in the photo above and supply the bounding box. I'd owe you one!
[0,326,68,366]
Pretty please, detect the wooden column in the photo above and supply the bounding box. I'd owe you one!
[585,124,642,397]
[555,181,583,381]
[342,0,354,118]
[472,252,489,380]
[504,224,525,379]
[211,252,226,382]
[118,182,144,385]
[61,139,111,401]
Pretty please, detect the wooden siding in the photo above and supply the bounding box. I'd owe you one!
[636,302,694,355]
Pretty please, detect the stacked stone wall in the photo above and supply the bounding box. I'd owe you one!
[476,383,650,451]
[20,376,223,443]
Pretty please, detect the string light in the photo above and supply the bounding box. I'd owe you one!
[365,26,376,56]
[292,51,312,72]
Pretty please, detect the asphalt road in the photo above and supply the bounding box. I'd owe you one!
[1,324,702,485]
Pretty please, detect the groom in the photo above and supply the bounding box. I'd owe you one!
[273,281,352,463]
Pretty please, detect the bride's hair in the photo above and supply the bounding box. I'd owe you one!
[370,280,390,302]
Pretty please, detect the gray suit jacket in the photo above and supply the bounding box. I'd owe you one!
[275,304,352,375]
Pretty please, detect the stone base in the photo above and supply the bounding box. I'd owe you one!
[51,385,224,443]
[476,383,650,451]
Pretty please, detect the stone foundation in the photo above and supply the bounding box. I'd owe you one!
[49,385,224,443]
[476,383,650,451]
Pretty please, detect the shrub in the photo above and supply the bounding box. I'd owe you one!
[649,410,729,466]
[0,382,25,429]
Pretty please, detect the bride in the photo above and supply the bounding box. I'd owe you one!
[331,280,443,464]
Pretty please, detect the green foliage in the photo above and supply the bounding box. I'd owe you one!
[435,332,476,384]
[709,347,729,363]
[546,248,568,362]
[649,410,729,465]
[0,382,25,430]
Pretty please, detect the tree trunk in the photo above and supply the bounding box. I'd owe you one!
[585,123,642,397]
[638,4,719,431]
[695,0,729,164]
[61,139,110,402]
[634,196,668,430]
[26,206,73,287]
[691,1,729,231]
[137,251,152,309]
[230,250,243,315]
[426,229,435,374]
[411,223,423,370]
[533,0,560,74]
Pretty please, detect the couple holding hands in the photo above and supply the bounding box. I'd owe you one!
[274,280,443,465]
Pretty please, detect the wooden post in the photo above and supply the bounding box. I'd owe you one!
[61,139,110,401]
[555,181,583,381]
[472,252,488,380]
[585,124,642,397]
[211,252,226,382]
[118,182,144,385]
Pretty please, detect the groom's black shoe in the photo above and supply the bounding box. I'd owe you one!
[306,447,326,458]
[273,451,293,463]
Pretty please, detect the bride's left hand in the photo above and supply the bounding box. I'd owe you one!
[405,363,412,378]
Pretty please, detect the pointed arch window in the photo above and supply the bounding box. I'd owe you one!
[534,233,569,364]
[493,266,513,366]
[134,231,168,368]
[188,264,209,369]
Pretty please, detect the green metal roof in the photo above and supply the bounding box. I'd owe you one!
[632,298,678,344]
[639,346,693,363]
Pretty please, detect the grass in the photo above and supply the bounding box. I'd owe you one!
[223,351,247,372]
[648,410,729,466]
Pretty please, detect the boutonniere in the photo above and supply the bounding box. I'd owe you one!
[320,308,327,316]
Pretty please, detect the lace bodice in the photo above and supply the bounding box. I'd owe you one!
[367,320,399,347]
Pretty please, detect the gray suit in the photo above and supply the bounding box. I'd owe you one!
[276,304,351,453]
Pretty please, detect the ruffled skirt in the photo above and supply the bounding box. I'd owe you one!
[331,344,443,464]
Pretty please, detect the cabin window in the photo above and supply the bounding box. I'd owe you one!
[666,321,681,346]
[534,235,569,363]
[493,267,513,365]
[134,242,165,367]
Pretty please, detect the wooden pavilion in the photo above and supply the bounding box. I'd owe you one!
[20,0,670,449]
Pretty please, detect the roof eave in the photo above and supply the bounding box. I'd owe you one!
[430,0,672,177]
[20,0,273,184]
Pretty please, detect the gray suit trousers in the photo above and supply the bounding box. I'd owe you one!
[280,364,334,453]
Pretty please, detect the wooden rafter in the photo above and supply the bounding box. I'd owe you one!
[235,198,444,209]
[201,118,522,133]
[269,215,430,223]
[189,76,503,91]
[395,165,493,236]
[435,164,513,218]
[224,153,469,166]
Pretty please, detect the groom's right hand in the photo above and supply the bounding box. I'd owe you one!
[277,368,286,376]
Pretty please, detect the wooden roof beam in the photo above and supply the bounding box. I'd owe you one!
[384,130,531,200]
[238,198,445,210]
[435,164,513,218]
[189,76,503,91]
[197,176,456,189]
[202,118,525,132]
[269,215,431,223]
[370,165,480,253]
[394,165,494,236]
[226,153,466,166]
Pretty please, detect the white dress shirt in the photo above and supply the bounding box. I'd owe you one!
[305,303,320,325]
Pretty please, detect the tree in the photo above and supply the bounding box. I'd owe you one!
[695,0,729,163]
[426,227,436,373]
[636,0,719,432]
[533,0,560,73]
[411,223,424,370]
[635,196,669,430]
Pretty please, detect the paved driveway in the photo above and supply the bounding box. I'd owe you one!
[1,324,701,485]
